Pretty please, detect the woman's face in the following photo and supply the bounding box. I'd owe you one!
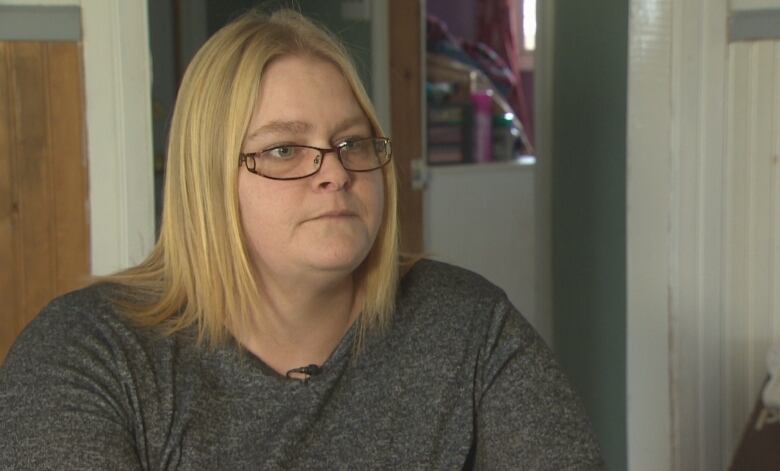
[238,55,384,285]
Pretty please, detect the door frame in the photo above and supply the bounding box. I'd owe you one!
[388,0,425,254]
[5,0,156,276]
[81,0,155,274]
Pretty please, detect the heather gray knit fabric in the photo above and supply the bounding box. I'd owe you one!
[0,260,603,470]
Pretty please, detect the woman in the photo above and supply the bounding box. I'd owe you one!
[0,9,602,470]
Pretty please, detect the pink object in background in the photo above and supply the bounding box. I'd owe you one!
[471,91,493,163]
[476,0,533,146]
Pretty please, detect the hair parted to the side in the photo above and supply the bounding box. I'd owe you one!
[100,8,400,349]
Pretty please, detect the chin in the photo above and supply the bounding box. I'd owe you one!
[306,246,371,274]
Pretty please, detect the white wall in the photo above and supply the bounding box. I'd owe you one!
[628,0,780,469]
[424,162,541,340]
[721,37,780,465]
[0,0,155,275]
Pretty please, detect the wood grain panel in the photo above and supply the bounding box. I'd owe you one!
[12,41,55,334]
[389,0,423,254]
[0,41,89,364]
[46,42,88,294]
[0,43,19,364]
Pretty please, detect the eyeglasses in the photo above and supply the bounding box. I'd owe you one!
[239,137,392,181]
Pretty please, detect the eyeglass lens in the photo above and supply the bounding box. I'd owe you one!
[254,138,390,179]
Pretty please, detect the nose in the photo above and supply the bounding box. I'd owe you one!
[312,149,351,190]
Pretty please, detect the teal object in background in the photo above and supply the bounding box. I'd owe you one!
[551,1,628,470]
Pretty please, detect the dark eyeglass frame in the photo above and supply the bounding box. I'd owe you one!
[238,137,392,181]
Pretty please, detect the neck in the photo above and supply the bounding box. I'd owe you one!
[241,272,359,376]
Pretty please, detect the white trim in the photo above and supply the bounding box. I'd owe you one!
[668,0,730,468]
[626,0,672,469]
[81,0,154,274]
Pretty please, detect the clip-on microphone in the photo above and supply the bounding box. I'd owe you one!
[286,364,322,382]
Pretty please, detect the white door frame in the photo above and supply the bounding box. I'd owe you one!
[1,0,155,275]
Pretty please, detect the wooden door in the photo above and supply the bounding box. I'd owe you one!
[0,41,89,364]
[389,0,424,254]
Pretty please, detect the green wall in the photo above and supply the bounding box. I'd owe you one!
[206,0,373,95]
[282,0,373,95]
[551,1,628,470]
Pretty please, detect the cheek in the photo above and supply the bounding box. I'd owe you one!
[237,173,260,228]
[237,173,280,240]
[366,173,385,233]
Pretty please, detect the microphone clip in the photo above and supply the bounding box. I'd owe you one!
[285,364,322,382]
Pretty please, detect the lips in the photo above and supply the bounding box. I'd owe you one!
[308,209,357,221]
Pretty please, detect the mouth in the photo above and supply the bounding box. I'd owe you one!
[309,210,358,221]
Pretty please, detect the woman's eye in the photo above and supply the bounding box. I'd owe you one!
[264,146,297,159]
[341,139,366,151]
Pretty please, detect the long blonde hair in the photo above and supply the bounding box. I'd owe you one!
[102,9,399,347]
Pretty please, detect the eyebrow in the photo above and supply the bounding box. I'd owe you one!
[246,115,371,141]
[246,120,312,140]
[333,115,371,134]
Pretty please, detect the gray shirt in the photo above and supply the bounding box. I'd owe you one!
[0,259,602,470]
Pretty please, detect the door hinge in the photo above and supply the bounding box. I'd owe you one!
[411,158,428,190]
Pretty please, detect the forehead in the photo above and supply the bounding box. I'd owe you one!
[248,55,370,135]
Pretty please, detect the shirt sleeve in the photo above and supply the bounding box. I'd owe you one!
[473,295,604,470]
[0,296,143,471]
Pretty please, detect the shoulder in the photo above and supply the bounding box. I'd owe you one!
[400,258,505,305]
[397,258,512,327]
[5,283,159,366]
[19,283,126,335]
[38,282,120,320]
[393,259,524,347]
[0,284,176,469]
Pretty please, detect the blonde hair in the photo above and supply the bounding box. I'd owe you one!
[102,9,399,348]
